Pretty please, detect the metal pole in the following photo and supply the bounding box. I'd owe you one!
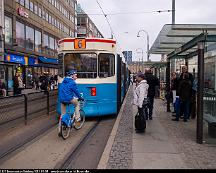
[197,42,204,144]
[172,0,175,24]
[147,34,150,61]
[142,49,144,72]
[24,94,28,125]
[166,59,171,112]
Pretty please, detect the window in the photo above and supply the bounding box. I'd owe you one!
[26,26,34,51]
[20,0,25,6]
[98,53,115,78]
[30,1,34,12]
[16,21,25,48]
[38,7,42,17]
[42,9,45,20]
[34,4,38,15]
[46,12,48,22]
[4,16,13,45]
[49,14,52,24]
[64,53,97,78]
[43,34,49,54]
[35,30,42,53]
[25,0,30,9]
[49,36,54,50]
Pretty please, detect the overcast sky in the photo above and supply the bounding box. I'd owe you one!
[77,0,216,61]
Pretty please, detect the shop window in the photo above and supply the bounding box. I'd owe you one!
[4,16,13,45]
[16,21,25,48]
[35,30,42,53]
[26,26,34,51]
[98,53,115,78]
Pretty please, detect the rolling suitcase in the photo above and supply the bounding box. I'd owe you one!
[135,110,146,132]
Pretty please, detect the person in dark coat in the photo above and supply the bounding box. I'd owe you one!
[13,73,20,95]
[173,72,192,122]
[144,69,160,120]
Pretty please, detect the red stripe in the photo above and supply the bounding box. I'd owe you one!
[58,38,116,44]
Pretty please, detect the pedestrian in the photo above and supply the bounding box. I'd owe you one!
[0,80,7,97]
[133,72,149,132]
[144,69,160,120]
[171,72,179,114]
[173,73,192,122]
[13,73,20,95]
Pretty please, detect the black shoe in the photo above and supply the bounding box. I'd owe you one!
[183,119,187,122]
[136,129,145,133]
[172,118,179,121]
[172,114,176,117]
[180,116,184,119]
[149,117,152,120]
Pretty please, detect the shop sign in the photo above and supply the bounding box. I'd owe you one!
[4,54,27,65]
[17,7,29,18]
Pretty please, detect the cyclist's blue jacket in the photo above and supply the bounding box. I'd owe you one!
[59,77,81,103]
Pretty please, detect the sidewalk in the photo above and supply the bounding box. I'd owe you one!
[98,85,216,169]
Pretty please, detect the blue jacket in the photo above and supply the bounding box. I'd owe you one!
[59,77,81,103]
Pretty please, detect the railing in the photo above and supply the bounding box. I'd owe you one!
[204,90,216,117]
[0,89,58,125]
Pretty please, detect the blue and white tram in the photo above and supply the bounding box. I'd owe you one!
[57,38,130,117]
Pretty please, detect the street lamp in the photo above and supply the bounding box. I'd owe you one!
[136,48,144,72]
[137,29,150,62]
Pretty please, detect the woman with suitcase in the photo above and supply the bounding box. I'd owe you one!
[133,73,149,133]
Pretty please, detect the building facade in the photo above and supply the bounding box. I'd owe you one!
[0,0,77,94]
[77,4,103,38]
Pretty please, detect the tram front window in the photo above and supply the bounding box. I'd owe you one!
[98,53,115,78]
[64,53,97,78]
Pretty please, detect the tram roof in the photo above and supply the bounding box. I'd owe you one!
[150,24,216,59]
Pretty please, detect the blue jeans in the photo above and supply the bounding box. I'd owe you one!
[176,99,190,121]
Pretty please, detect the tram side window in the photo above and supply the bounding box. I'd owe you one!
[99,53,115,78]
[64,53,97,78]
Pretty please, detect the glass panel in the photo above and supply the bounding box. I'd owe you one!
[4,16,13,45]
[16,21,25,48]
[98,53,115,78]
[203,44,216,144]
[30,1,34,12]
[35,30,42,53]
[64,53,97,78]
[26,26,34,51]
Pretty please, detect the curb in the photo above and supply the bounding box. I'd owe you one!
[97,85,132,169]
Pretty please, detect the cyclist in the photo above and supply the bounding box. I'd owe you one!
[59,69,84,124]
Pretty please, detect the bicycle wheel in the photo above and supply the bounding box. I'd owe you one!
[74,109,85,130]
[60,122,71,140]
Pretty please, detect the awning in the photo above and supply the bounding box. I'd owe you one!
[38,56,58,64]
[150,24,216,58]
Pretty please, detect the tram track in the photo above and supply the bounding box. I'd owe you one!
[57,116,116,169]
[0,115,58,164]
[0,115,116,169]
[57,119,101,169]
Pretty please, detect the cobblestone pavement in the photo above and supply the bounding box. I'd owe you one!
[157,100,216,169]
[106,87,133,169]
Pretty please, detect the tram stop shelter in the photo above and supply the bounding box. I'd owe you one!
[150,24,216,144]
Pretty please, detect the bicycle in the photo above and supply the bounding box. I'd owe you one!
[58,100,86,140]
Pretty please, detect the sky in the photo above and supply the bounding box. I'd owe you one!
[77,0,216,61]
